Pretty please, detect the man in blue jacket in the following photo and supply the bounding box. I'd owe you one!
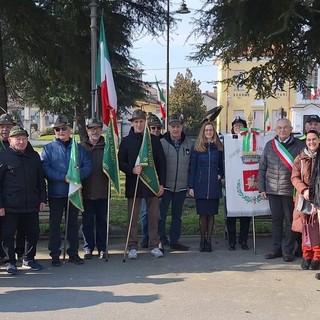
[42,115,92,267]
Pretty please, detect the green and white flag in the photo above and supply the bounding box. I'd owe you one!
[135,125,160,195]
[103,109,120,194]
[66,135,84,212]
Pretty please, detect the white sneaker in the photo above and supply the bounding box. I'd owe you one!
[128,249,137,259]
[151,248,164,258]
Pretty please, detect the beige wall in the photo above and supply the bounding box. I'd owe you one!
[216,60,297,133]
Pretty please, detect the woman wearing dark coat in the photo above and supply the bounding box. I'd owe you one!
[188,122,224,252]
[309,132,320,279]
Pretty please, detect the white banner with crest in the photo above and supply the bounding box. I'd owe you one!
[224,130,274,217]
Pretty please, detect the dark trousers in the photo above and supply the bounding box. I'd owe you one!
[159,190,187,244]
[268,194,295,256]
[227,216,251,245]
[15,222,26,257]
[82,199,107,252]
[2,212,39,264]
[48,197,80,259]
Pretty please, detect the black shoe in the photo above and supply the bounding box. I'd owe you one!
[206,242,212,252]
[239,241,249,250]
[170,242,189,251]
[283,254,295,262]
[301,258,311,270]
[84,250,93,259]
[199,239,206,252]
[51,257,61,267]
[315,273,320,280]
[228,243,236,251]
[265,252,282,259]
[310,259,320,270]
[141,237,149,248]
[69,254,84,265]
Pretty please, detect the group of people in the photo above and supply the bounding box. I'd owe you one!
[258,115,320,280]
[1,109,320,280]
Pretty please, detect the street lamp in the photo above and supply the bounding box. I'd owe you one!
[89,0,99,118]
[166,0,190,129]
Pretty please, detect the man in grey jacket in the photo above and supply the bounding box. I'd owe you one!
[258,118,304,262]
[158,114,193,251]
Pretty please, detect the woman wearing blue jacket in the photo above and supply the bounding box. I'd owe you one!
[188,122,224,252]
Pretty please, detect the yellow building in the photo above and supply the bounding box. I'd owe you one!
[216,59,320,134]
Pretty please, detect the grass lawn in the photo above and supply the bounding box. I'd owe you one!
[35,137,272,237]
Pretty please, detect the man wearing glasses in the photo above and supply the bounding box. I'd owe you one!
[42,115,92,267]
[81,118,109,259]
[258,118,304,262]
[140,114,163,248]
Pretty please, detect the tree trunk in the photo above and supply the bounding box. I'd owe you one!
[75,102,86,141]
[0,21,8,113]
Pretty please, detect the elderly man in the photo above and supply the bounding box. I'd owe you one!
[140,113,163,248]
[300,115,320,140]
[0,126,46,275]
[118,109,166,259]
[81,118,109,259]
[158,113,194,251]
[0,113,16,263]
[42,115,92,266]
[258,118,304,262]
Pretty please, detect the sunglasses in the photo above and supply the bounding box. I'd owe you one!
[54,127,68,132]
[150,126,161,130]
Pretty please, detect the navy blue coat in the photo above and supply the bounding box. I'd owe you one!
[188,143,224,199]
[42,138,92,198]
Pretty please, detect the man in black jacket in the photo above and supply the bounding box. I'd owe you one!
[0,126,47,275]
[118,110,166,259]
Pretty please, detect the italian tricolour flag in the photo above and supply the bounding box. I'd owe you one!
[96,15,118,135]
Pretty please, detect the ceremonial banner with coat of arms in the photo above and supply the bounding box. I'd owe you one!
[224,130,274,217]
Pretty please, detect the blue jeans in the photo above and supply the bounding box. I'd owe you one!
[82,199,107,252]
[140,199,148,238]
[158,190,187,244]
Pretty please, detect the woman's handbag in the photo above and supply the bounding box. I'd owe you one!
[302,216,320,248]
[296,194,313,215]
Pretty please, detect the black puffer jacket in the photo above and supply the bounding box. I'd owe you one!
[118,128,166,198]
[0,147,47,213]
[258,135,304,197]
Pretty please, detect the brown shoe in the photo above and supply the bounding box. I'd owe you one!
[265,252,282,259]
[283,255,294,262]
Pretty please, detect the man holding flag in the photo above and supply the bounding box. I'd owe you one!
[118,109,166,259]
[42,115,92,267]
[81,118,110,260]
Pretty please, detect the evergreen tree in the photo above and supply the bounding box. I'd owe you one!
[170,69,206,135]
[192,0,320,98]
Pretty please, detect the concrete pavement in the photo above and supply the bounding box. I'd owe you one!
[0,236,319,319]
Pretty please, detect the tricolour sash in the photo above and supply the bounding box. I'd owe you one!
[271,139,294,171]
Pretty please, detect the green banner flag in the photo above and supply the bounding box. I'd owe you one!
[103,110,120,194]
[135,125,160,195]
[66,134,84,212]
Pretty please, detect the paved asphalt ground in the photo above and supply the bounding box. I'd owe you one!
[0,236,319,320]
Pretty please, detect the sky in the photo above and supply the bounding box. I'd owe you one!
[132,0,217,93]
